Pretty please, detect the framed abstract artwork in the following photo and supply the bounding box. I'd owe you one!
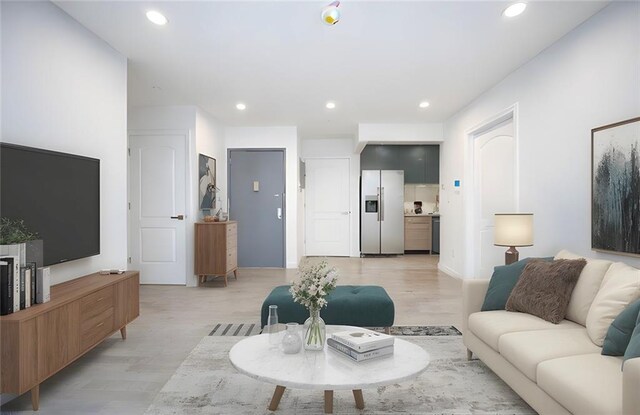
[199,153,216,210]
[592,117,640,256]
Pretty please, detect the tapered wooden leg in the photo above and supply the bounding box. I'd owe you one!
[324,390,333,414]
[233,269,238,279]
[353,389,365,409]
[120,326,127,340]
[268,385,286,411]
[384,327,391,335]
[467,349,473,360]
[224,274,228,287]
[31,385,39,411]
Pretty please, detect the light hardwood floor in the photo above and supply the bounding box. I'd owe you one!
[1,255,461,414]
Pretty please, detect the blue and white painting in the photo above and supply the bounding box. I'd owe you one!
[592,117,640,256]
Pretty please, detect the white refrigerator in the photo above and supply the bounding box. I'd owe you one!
[361,170,405,254]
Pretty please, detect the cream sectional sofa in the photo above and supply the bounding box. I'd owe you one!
[462,251,640,415]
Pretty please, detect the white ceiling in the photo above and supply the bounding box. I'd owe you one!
[55,1,608,139]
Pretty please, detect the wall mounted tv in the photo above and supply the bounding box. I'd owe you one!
[1,143,100,266]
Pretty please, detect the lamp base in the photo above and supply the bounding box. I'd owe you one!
[505,247,519,265]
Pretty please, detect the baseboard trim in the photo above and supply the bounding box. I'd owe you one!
[438,263,464,280]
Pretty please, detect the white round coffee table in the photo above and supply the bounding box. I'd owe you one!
[229,325,430,413]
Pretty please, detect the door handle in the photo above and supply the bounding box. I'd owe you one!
[277,208,282,219]
[170,215,184,220]
[341,211,349,215]
[380,187,385,221]
[377,187,381,222]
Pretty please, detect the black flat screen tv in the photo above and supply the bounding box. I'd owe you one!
[1,143,100,266]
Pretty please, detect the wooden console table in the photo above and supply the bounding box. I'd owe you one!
[0,271,139,410]
[195,221,238,286]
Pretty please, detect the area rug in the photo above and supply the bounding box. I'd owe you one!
[209,324,461,337]
[145,336,535,414]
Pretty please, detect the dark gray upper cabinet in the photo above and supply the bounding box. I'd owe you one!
[360,145,439,184]
[424,146,440,184]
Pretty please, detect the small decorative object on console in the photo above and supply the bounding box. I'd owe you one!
[290,259,339,350]
[99,269,125,275]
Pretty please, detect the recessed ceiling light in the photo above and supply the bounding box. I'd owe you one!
[236,103,246,110]
[146,10,168,25]
[419,101,430,108]
[326,102,336,109]
[503,3,527,18]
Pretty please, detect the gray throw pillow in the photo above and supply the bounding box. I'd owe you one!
[506,259,587,324]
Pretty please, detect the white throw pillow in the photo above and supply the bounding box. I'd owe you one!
[555,250,612,326]
[585,262,640,346]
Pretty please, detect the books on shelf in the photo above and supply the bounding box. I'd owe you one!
[327,338,394,362]
[1,260,12,315]
[330,329,394,352]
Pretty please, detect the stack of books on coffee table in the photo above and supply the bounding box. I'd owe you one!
[327,329,394,362]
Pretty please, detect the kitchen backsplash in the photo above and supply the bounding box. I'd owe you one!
[404,184,439,214]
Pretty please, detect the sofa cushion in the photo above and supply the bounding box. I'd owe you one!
[586,262,640,346]
[467,310,583,351]
[555,250,612,325]
[506,259,586,323]
[499,329,601,382]
[624,312,640,367]
[602,299,640,356]
[481,257,552,311]
[537,354,623,415]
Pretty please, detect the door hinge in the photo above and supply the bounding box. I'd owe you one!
[128,202,131,210]
[128,257,132,264]
[128,148,130,156]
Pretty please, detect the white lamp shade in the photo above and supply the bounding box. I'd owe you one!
[494,214,534,247]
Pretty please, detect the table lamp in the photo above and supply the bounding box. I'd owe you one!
[494,213,534,265]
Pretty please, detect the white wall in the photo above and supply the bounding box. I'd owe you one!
[302,138,361,257]
[440,2,640,278]
[196,109,227,215]
[128,105,226,286]
[224,126,300,268]
[1,1,128,285]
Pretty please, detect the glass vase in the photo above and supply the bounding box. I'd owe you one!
[281,323,302,354]
[303,307,326,351]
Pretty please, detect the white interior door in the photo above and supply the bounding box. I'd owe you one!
[305,158,350,256]
[129,133,187,284]
[474,121,516,278]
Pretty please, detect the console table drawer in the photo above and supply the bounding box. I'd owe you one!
[80,307,114,350]
[80,286,114,317]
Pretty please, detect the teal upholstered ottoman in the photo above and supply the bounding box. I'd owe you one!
[260,285,395,329]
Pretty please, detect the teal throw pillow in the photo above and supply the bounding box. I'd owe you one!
[481,257,553,311]
[623,310,640,368]
[602,299,640,356]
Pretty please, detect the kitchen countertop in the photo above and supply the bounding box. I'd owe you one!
[405,213,440,217]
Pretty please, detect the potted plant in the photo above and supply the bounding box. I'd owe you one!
[0,218,41,267]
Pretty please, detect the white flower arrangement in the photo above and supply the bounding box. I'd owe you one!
[289,259,338,311]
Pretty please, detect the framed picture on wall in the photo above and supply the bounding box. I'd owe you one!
[592,116,640,257]
[199,153,216,210]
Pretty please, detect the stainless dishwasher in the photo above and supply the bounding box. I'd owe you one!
[432,216,440,254]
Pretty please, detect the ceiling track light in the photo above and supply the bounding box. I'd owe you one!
[322,1,341,25]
